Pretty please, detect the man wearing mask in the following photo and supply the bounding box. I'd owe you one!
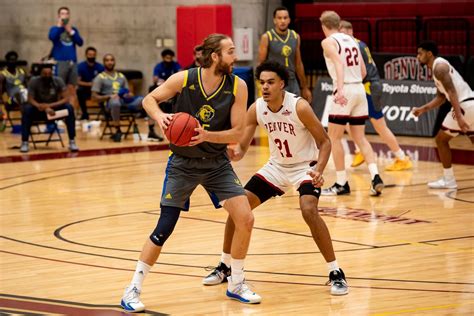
[48,6,83,109]
[76,47,104,120]
[0,51,28,126]
[20,63,78,153]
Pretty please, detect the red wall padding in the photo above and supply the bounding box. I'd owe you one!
[177,5,232,67]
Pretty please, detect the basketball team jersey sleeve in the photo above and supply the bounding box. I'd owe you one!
[324,33,364,85]
[256,91,318,165]
[170,67,238,158]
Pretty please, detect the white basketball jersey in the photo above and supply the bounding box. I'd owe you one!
[324,33,363,85]
[433,57,474,103]
[256,91,318,165]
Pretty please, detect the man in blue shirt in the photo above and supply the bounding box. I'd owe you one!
[77,47,104,120]
[152,49,181,87]
[48,6,83,108]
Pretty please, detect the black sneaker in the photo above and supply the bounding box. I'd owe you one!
[370,174,384,196]
[202,262,231,285]
[112,131,122,143]
[321,182,351,196]
[326,269,349,295]
[147,130,164,142]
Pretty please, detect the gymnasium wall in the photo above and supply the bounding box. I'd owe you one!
[0,0,281,94]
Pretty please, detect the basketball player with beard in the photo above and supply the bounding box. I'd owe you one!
[120,34,261,312]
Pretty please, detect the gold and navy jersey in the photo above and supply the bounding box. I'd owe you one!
[266,28,298,79]
[171,67,238,158]
[0,68,27,97]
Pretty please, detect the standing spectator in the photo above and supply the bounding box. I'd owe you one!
[20,63,78,153]
[76,47,104,120]
[48,6,83,109]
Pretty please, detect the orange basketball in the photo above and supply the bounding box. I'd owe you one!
[165,112,199,147]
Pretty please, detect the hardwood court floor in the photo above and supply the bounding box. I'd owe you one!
[0,123,473,315]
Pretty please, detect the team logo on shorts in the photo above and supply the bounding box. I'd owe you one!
[234,178,242,186]
[196,105,215,123]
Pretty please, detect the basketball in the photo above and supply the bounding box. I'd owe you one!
[165,112,199,146]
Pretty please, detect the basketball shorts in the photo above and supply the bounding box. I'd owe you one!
[441,99,474,136]
[365,81,384,119]
[160,153,246,211]
[248,160,315,195]
[329,82,368,125]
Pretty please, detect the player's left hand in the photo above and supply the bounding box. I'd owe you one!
[307,169,324,188]
[189,125,208,146]
[301,87,312,104]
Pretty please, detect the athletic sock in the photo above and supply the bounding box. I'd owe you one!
[221,252,231,267]
[443,167,455,181]
[336,170,347,186]
[394,149,406,160]
[368,163,379,180]
[131,260,151,291]
[327,260,340,273]
[231,258,245,284]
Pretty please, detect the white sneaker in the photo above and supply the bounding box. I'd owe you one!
[427,177,457,189]
[226,277,261,304]
[121,285,145,312]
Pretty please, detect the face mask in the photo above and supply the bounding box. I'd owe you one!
[6,61,16,68]
[87,57,96,63]
[41,76,53,83]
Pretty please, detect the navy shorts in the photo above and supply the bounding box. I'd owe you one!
[366,81,384,120]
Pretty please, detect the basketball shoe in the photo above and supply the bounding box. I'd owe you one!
[226,277,262,304]
[322,182,351,196]
[370,174,384,196]
[121,285,145,312]
[428,177,457,189]
[147,129,164,142]
[202,262,231,285]
[351,152,365,167]
[326,269,349,295]
[385,157,412,171]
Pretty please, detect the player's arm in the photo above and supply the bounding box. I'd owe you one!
[359,49,367,80]
[434,63,469,132]
[0,74,4,104]
[229,102,258,161]
[143,71,185,130]
[257,33,269,64]
[412,89,446,117]
[321,38,346,105]
[295,34,312,103]
[191,78,248,146]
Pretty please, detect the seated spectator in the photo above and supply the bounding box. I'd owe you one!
[92,53,162,142]
[185,45,203,70]
[20,63,78,153]
[149,49,181,90]
[77,46,104,120]
[0,51,29,115]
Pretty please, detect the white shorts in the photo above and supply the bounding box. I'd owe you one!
[441,100,474,136]
[255,160,313,193]
[329,83,368,125]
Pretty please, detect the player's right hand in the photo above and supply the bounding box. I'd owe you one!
[157,113,174,131]
[412,107,424,117]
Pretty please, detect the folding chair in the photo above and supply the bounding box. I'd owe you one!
[29,120,65,149]
[98,102,142,140]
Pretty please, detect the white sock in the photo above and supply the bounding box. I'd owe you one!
[393,149,405,160]
[221,252,231,267]
[131,261,151,291]
[336,170,347,186]
[443,167,455,180]
[368,163,379,179]
[327,260,340,273]
[231,258,245,284]
[354,144,360,153]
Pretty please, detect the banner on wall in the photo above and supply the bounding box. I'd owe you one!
[234,28,253,61]
[312,78,441,137]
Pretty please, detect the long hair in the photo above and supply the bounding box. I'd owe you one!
[194,34,230,68]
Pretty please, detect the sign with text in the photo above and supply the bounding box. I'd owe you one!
[234,28,253,61]
[312,78,441,137]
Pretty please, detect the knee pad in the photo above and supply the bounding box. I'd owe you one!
[149,206,181,246]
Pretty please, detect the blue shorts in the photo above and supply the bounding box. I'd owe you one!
[365,81,384,120]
